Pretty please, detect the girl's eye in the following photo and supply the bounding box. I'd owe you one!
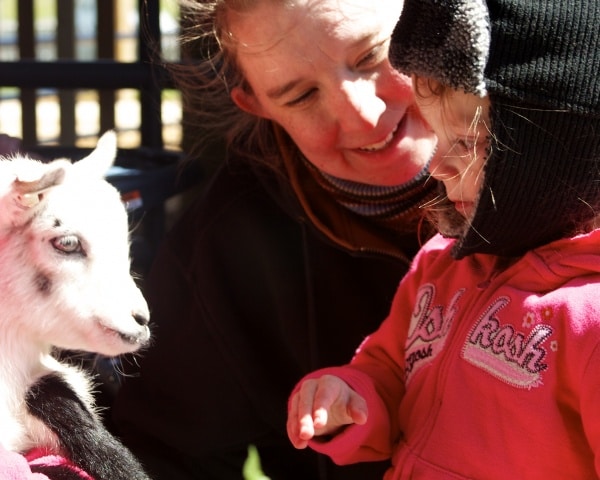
[456,138,477,151]
[446,138,478,160]
[52,234,84,255]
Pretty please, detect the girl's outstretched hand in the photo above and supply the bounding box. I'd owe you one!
[287,374,367,449]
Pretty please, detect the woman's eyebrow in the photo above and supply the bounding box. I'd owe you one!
[266,78,303,100]
[264,32,381,101]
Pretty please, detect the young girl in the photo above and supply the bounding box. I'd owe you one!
[287,0,600,477]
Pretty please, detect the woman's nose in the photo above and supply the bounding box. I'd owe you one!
[334,79,385,132]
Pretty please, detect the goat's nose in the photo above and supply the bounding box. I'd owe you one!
[133,311,150,326]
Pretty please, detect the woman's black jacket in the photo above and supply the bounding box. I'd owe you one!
[112,156,430,480]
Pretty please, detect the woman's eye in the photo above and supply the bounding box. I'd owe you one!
[356,42,388,70]
[51,235,83,254]
[285,88,317,107]
[357,50,377,69]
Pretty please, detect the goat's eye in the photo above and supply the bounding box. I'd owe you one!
[52,235,82,254]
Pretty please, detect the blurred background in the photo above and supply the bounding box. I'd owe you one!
[0,0,182,150]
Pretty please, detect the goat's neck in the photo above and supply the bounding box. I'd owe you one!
[0,333,60,452]
[0,334,55,401]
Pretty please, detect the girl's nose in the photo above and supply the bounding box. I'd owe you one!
[334,79,385,132]
[428,140,457,181]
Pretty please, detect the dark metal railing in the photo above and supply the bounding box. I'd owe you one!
[0,0,174,150]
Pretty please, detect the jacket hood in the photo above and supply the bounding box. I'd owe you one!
[393,0,600,259]
[515,229,600,292]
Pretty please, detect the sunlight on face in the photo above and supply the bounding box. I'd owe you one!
[414,81,491,219]
[226,0,437,186]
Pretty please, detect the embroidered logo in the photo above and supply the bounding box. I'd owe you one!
[462,297,553,389]
[405,284,464,383]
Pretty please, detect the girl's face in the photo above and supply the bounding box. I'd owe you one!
[227,0,436,186]
[415,85,491,219]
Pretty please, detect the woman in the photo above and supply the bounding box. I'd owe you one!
[111,0,438,478]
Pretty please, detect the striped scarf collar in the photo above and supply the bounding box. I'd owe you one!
[305,158,434,221]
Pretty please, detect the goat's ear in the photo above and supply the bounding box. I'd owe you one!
[14,163,66,208]
[0,159,69,228]
[74,130,117,178]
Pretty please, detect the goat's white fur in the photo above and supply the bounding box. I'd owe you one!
[0,131,150,454]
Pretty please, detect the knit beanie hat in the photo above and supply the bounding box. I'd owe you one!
[392,0,600,259]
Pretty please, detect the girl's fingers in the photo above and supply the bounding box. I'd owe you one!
[288,375,366,448]
[348,392,368,425]
[287,379,321,448]
[297,380,320,438]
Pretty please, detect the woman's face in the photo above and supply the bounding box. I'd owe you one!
[227,0,436,186]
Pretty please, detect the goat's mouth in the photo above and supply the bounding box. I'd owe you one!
[100,322,150,346]
[117,328,149,345]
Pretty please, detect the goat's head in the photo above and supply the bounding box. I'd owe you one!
[0,131,150,357]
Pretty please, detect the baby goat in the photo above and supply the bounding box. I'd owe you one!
[0,131,150,479]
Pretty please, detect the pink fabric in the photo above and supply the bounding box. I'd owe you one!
[0,445,93,480]
[293,230,600,479]
[25,448,93,480]
[0,446,48,480]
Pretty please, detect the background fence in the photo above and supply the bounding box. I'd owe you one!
[0,0,181,150]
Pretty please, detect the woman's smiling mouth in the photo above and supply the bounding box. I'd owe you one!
[359,124,399,152]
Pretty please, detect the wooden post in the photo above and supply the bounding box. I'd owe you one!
[97,0,116,137]
[17,0,37,146]
[57,0,76,145]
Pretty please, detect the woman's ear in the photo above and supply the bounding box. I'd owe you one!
[231,86,269,118]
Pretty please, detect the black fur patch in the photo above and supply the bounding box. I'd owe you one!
[34,271,52,295]
[26,373,150,480]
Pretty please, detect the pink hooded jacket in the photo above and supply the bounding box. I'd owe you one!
[299,230,600,479]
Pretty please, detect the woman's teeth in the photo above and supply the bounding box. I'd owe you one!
[360,125,398,152]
